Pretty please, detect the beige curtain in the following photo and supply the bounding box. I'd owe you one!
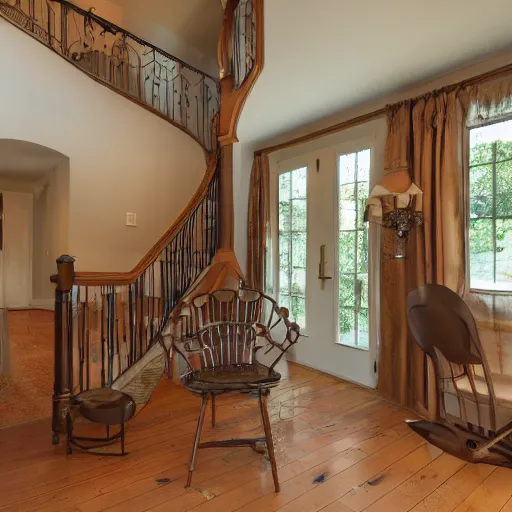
[246,153,270,290]
[379,88,466,413]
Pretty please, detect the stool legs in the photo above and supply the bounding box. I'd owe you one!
[211,393,216,427]
[259,390,280,492]
[66,410,127,456]
[186,393,209,488]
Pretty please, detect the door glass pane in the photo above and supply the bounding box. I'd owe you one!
[278,200,290,231]
[291,199,307,230]
[278,167,307,326]
[358,308,369,349]
[291,297,306,328]
[339,154,355,184]
[339,184,356,230]
[339,232,355,272]
[339,308,355,346]
[291,232,307,267]
[337,149,370,350]
[357,182,370,228]
[339,274,355,307]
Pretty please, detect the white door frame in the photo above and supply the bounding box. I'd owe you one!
[269,120,386,388]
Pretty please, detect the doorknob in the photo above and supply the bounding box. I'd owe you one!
[318,245,332,290]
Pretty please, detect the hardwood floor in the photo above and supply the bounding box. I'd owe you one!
[0,363,511,511]
[0,310,53,427]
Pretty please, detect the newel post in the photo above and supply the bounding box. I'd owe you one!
[51,255,75,445]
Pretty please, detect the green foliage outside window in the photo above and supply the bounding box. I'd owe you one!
[469,135,512,289]
[470,140,512,254]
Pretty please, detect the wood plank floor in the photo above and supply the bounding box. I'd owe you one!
[0,363,511,512]
[0,310,53,427]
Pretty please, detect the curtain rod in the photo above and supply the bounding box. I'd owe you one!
[255,61,512,157]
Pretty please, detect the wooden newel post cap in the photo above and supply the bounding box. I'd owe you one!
[55,255,75,292]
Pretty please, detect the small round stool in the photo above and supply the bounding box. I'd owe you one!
[66,388,135,456]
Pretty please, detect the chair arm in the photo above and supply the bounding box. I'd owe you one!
[255,316,304,372]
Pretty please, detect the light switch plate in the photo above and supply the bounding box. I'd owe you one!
[126,212,137,227]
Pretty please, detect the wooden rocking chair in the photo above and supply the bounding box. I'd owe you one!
[406,284,512,467]
[171,284,302,492]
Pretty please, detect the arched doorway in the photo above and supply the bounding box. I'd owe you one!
[0,139,70,427]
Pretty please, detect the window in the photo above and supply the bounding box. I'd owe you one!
[469,120,512,291]
[338,149,370,349]
[278,167,307,326]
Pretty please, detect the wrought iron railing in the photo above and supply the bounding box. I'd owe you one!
[231,0,256,90]
[0,0,220,153]
[51,152,220,441]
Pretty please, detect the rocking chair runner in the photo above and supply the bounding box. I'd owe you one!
[172,286,302,492]
[406,284,512,467]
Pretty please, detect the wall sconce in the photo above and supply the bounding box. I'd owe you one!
[364,170,423,259]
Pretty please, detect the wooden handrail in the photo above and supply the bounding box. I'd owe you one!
[69,150,220,286]
[217,0,264,146]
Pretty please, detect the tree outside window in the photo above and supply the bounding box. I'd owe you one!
[469,120,512,291]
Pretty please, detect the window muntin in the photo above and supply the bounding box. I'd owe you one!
[278,167,307,326]
[469,120,512,291]
[337,149,370,349]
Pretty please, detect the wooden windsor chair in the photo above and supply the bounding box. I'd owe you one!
[171,284,303,492]
[406,284,512,467]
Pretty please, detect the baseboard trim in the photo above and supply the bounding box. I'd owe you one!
[29,299,54,311]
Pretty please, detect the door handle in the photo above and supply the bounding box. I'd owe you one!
[318,245,332,290]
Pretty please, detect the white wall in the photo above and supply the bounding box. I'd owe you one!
[32,161,70,301]
[0,19,207,273]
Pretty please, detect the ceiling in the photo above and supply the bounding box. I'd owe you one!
[238,0,512,145]
[108,0,223,64]
[0,140,66,182]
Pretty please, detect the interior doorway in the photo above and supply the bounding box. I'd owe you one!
[0,139,70,427]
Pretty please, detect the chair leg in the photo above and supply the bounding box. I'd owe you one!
[259,389,280,492]
[186,394,209,488]
[211,393,216,428]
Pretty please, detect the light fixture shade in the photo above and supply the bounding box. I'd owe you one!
[365,169,423,223]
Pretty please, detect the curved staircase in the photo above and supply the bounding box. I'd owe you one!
[0,0,264,443]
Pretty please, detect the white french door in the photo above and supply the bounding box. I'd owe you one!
[271,134,382,388]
